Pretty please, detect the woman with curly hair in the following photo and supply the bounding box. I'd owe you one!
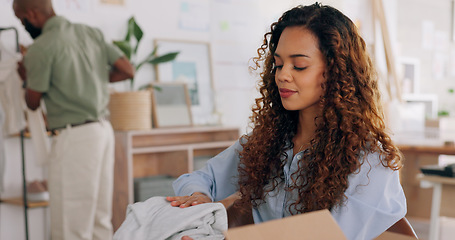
[168,3,406,239]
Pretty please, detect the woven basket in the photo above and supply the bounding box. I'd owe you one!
[109,91,152,130]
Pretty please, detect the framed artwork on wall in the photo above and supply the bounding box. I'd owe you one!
[150,83,192,128]
[100,0,124,5]
[154,39,215,125]
[402,93,438,119]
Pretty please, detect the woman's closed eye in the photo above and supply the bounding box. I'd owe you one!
[273,64,307,71]
[293,66,307,71]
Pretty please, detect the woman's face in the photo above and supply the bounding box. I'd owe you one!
[274,26,326,113]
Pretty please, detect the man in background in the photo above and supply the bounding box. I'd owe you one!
[13,0,134,239]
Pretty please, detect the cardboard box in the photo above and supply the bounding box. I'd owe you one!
[375,232,416,240]
[224,209,346,240]
[224,209,416,240]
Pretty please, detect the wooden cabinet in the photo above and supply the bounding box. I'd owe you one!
[112,126,240,230]
[398,144,455,220]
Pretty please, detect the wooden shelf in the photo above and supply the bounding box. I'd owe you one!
[0,197,48,208]
[132,140,236,154]
[398,143,455,220]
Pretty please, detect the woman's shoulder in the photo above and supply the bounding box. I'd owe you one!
[347,149,398,192]
[357,143,393,170]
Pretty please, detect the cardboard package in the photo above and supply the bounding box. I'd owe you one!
[224,209,416,240]
[375,232,417,240]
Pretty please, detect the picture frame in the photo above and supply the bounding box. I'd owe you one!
[402,93,438,119]
[154,39,215,125]
[399,57,420,95]
[100,0,124,5]
[150,82,193,128]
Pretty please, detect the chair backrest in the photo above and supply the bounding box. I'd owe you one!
[226,200,254,228]
[386,217,419,239]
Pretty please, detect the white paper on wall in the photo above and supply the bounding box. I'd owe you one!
[178,0,210,32]
[422,20,435,50]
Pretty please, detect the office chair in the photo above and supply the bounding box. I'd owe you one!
[226,200,254,228]
[386,217,419,239]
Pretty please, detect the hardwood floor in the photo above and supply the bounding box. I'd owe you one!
[408,216,455,240]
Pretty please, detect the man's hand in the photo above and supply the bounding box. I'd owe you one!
[17,60,26,82]
[166,192,212,208]
[17,44,28,82]
[20,44,28,55]
[109,56,134,83]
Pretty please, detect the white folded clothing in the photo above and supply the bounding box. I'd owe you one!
[26,180,49,202]
[114,196,227,240]
[27,191,49,202]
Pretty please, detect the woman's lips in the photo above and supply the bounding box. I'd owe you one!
[279,88,297,98]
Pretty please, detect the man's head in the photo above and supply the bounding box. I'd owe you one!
[13,0,55,39]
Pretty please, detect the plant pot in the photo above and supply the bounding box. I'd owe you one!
[109,91,152,130]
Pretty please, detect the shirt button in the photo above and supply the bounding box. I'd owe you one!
[296,154,302,160]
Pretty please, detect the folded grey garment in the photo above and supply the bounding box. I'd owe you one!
[114,196,227,240]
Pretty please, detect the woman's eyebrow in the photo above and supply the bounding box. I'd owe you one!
[273,53,310,58]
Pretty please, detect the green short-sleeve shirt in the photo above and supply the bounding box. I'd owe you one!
[24,16,123,129]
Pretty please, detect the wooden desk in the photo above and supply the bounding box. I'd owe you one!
[397,143,455,219]
[112,126,240,231]
[418,175,455,240]
[398,145,455,156]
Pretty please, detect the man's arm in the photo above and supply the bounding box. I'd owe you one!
[109,56,135,83]
[25,88,42,110]
[17,59,42,110]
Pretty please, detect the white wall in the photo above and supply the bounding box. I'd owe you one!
[0,0,388,239]
[0,0,345,133]
[396,0,455,115]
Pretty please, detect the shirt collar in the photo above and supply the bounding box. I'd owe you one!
[42,16,68,33]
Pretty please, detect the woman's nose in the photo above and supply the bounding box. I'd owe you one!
[276,67,292,82]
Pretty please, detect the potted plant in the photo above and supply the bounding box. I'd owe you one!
[109,17,179,130]
[438,88,454,117]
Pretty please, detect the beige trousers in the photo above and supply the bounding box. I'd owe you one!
[48,120,114,240]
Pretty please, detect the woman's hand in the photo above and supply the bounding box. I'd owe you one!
[166,192,212,208]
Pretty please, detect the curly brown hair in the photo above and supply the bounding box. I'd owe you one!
[237,3,402,214]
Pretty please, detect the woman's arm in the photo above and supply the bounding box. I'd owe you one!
[169,139,244,207]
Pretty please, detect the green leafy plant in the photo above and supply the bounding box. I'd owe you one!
[113,17,179,90]
[438,88,455,117]
[438,110,450,117]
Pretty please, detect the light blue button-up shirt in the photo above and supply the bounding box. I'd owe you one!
[173,140,407,240]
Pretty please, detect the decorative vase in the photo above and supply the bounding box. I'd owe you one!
[109,91,152,130]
